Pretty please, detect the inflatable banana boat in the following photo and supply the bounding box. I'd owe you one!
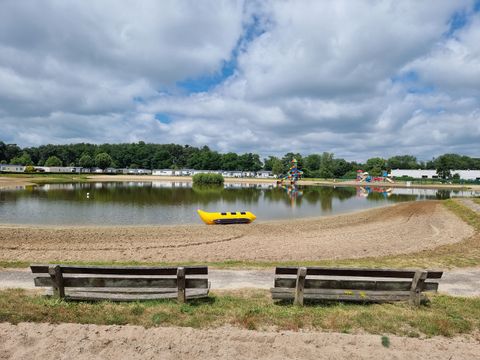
[197,209,256,225]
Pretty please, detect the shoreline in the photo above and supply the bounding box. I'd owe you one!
[0,201,473,263]
[1,174,479,191]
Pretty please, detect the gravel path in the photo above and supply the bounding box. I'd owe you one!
[1,267,479,297]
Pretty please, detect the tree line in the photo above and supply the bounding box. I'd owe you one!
[1,141,479,178]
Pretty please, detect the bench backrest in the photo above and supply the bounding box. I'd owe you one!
[273,266,443,306]
[31,264,208,302]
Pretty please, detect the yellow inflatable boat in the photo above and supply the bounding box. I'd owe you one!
[197,209,256,225]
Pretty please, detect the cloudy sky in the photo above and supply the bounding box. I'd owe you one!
[0,0,479,161]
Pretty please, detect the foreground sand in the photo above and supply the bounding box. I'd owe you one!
[0,201,473,263]
[1,322,479,360]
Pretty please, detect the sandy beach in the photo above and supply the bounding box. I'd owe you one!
[1,322,479,360]
[0,201,473,263]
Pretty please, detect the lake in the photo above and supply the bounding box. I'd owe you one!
[0,182,477,225]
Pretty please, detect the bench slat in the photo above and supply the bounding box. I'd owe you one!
[30,264,208,275]
[274,278,439,291]
[271,288,424,302]
[34,276,208,289]
[275,267,442,279]
[44,289,209,301]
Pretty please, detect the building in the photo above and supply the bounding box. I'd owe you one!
[152,169,175,176]
[0,164,25,173]
[390,169,438,179]
[390,169,480,180]
[256,170,276,178]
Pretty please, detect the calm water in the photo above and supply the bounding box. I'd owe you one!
[0,182,478,225]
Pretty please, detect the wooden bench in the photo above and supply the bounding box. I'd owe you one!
[30,264,210,302]
[271,267,443,306]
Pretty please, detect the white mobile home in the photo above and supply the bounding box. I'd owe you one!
[256,170,275,178]
[153,169,175,176]
[0,164,25,173]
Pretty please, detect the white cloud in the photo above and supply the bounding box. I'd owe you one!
[0,0,479,161]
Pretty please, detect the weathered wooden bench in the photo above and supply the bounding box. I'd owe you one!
[30,264,210,302]
[271,267,443,306]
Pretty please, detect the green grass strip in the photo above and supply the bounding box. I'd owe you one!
[0,289,479,337]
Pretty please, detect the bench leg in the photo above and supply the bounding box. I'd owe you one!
[177,267,186,303]
[294,267,307,306]
[48,265,65,299]
[409,270,427,306]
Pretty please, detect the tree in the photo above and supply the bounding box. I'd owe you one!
[387,155,419,170]
[95,152,113,170]
[318,152,335,178]
[272,159,284,176]
[79,153,94,168]
[365,157,386,176]
[435,154,454,179]
[44,156,62,167]
[10,152,33,165]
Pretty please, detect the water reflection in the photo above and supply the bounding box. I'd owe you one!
[0,182,478,225]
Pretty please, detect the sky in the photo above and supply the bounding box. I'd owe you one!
[0,0,479,162]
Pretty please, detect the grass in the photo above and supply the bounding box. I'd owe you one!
[0,289,478,337]
[2,199,479,271]
[0,173,90,184]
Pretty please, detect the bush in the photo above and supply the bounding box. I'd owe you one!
[192,173,224,186]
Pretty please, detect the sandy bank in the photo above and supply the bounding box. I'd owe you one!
[0,201,473,263]
[1,175,479,190]
[1,322,479,360]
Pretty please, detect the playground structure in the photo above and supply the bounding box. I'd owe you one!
[357,186,393,198]
[278,158,304,185]
[356,170,395,183]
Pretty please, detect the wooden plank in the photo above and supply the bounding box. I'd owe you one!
[177,267,186,303]
[54,287,182,294]
[294,267,306,306]
[409,270,427,306]
[30,264,208,275]
[271,288,424,302]
[274,278,438,291]
[34,276,208,289]
[48,265,65,298]
[44,289,209,302]
[275,267,442,279]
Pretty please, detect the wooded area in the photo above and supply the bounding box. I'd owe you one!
[1,141,479,178]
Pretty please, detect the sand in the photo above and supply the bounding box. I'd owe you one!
[0,201,473,263]
[1,322,479,360]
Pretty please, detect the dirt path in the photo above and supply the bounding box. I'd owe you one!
[1,322,479,360]
[1,267,479,297]
[0,201,473,263]
[458,198,480,213]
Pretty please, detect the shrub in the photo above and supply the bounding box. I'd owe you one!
[192,173,224,186]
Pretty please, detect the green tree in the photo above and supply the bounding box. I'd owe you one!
[79,153,94,168]
[95,152,113,170]
[318,152,335,178]
[272,159,284,176]
[221,152,239,171]
[387,155,419,170]
[365,157,386,176]
[44,156,62,167]
[10,152,33,165]
[435,154,455,179]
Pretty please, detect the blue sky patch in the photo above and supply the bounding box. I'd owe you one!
[177,13,267,93]
[155,113,171,124]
